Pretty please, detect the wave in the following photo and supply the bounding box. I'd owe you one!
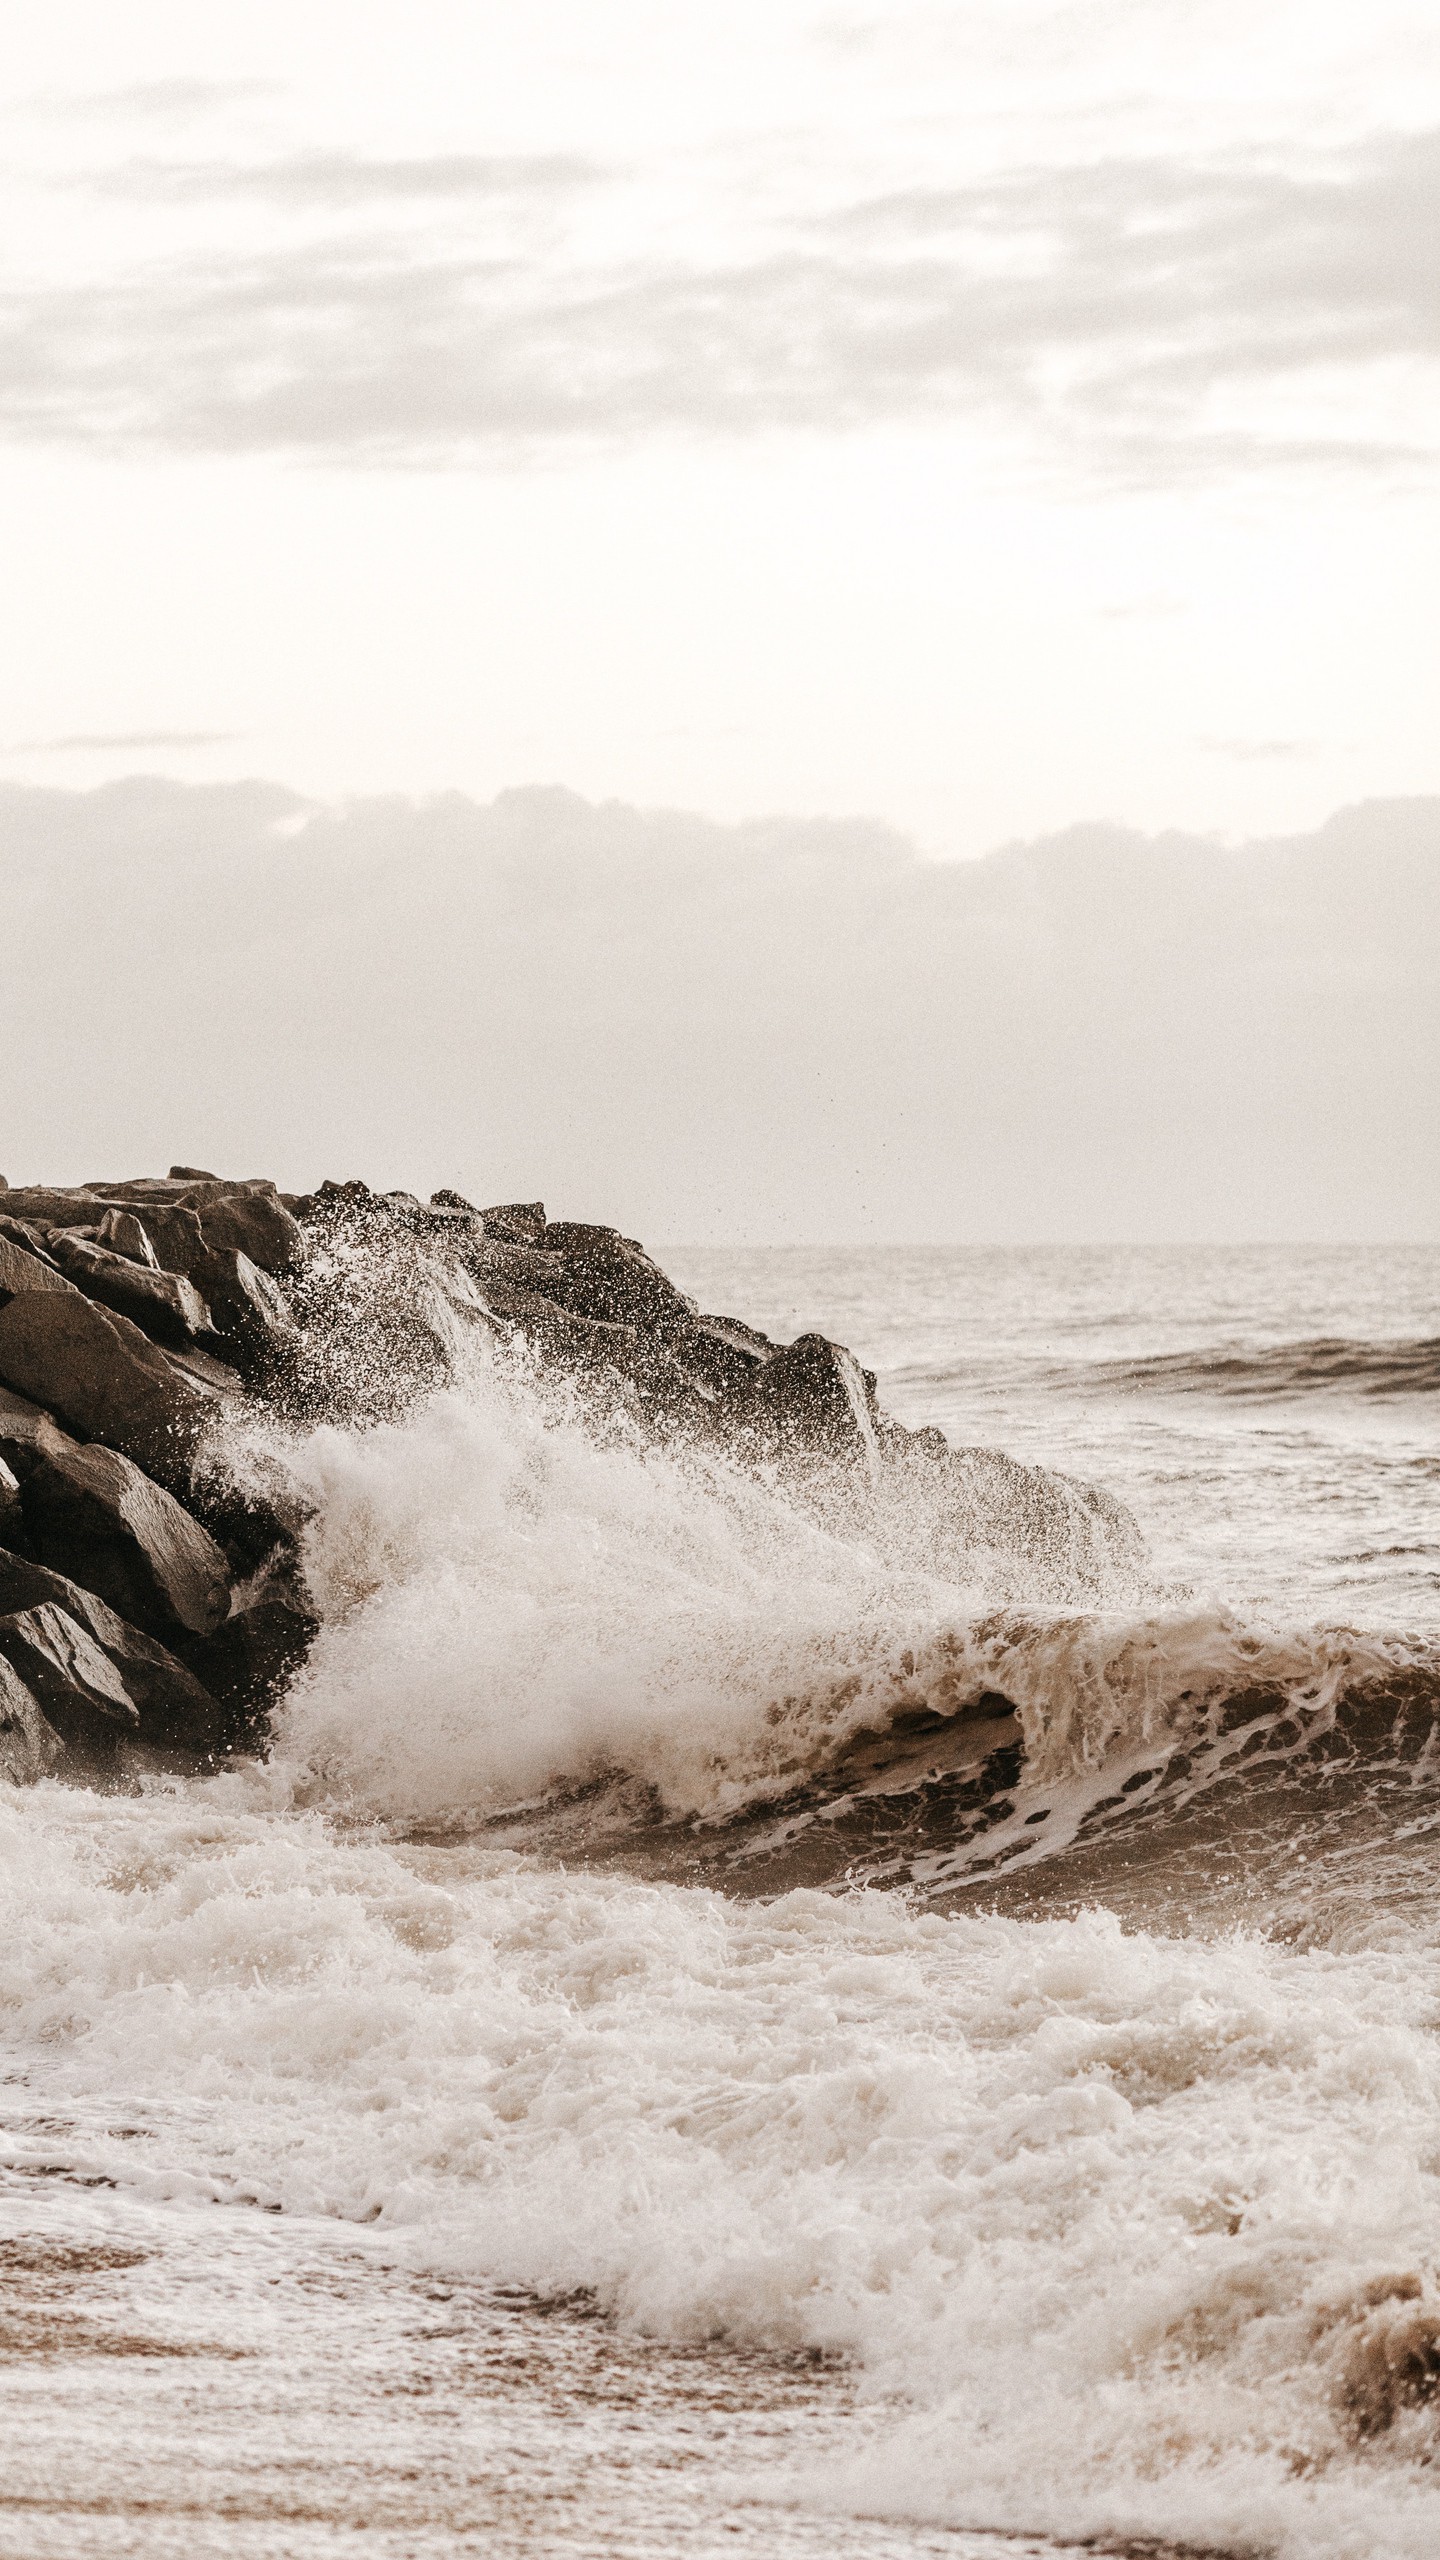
[216,1352,1440,1924]
[1075,1333,1440,1401]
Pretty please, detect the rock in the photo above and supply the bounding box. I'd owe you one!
[86,1180,304,1276]
[538,1223,696,1336]
[181,1595,317,1738]
[0,1232,78,1301]
[196,1249,296,1371]
[0,1549,227,1751]
[168,1165,220,1181]
[94,1208,161,1268]
[116,1201,206,1277]
[675,1314,775,1402]
[735,1332,881,1470]
[0,1189,107,1231]
[0,1604,141,1749]
[481,1201,547,1243]
[0,1384,77,1479]
[0,1214,68,1271]
[45,1232,216,1348]
[179,1188,303,1274]
[463,1237,570,1301]
[0,1290,215,1497]
[430,1188,476,1212]
[0,1654,64,1783]
[20,1441,231,1642]
[0,1456,24,1552]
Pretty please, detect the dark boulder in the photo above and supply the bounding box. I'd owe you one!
[0,1456,24,1552]
[0,1232,77,1301]
[181,1595,317,1741]
[538,1224,696,1337]
[674,1314,775,1404]
[0,1189,107,1231]
[180,1187,303,1274]
[20,1440,231,1642]
[735,1332,881,1470]
[481,1201,547,1244]
[45,1232,216,1349]
[0,1291,215,1497]
[0,1549,227,1752]
[0,1604,141,1752]
[0,1654,63,1783]
[0,1383,77,1479]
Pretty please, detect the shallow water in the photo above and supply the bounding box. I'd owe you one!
[4,1244,1440,2558]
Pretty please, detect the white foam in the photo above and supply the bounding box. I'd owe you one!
[5,1781,1440,2555]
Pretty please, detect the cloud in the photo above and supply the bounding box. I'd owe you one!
[1,126,1436,481]
[6,729,240,753]
[94,150,607,209]
[0,778,1435,1242]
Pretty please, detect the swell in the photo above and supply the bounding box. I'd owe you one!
[1072,1333,1440,1400]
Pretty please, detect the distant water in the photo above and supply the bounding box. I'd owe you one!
[4,1244,1440,2559]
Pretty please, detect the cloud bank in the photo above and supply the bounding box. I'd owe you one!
[2,126,1436,479]
[2,780,1434,1240]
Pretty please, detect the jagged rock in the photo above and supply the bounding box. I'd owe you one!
[137,1205,295,1371]
[181,1595,317,1738]
[20,1441,231,1642]
[0,1653,64,1783]
[430,1188,476,1212]
[0,1214,68,1271]
[735,1332,881,1469]
[0,1603,141,1750]
[0,1232,77,1300]
[674,1314,775,1402]
[463,1237,570,1300]
[87,1180,304,1275]
[0,1549,227,1751]
[538,1223,696,1336]
[0,1290,214,1497]
[45,1232,216,1348]
[94,1208,161,1268]
[482,1201,547,1243]
[0,1189,107,1231]
[0,1383,76,1479]
[168,1165,219,1181]
[0,1456,23,1552]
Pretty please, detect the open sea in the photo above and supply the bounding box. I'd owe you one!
[3,1243,1439,2559]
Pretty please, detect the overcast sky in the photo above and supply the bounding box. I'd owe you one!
[3,780,1435,1241]
[3,0,1439,852]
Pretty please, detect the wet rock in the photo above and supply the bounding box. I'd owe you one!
[0,1290,215,1497]
[0,1654,63,1783]
[20,1440,231,1642]
[0,1232,77,1301]
[0,1456,24,1552]
[735,1332,881,1470]
[463,1237,570,1302]
[93,1208,161,1269]
[0,1549,226,1752]
[182,1188,304,1274]
[481,1201,547,1244]
[674,1314,775,1403]
[430,1188,476,1212]
[539,1223,696,1336]
[182,1595,317,1741]
[0,1603,141,1749]
[45,1232,215,1349]
[0,1384,77,1480]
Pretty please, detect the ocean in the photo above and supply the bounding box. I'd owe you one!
[3,1242,1439,2559]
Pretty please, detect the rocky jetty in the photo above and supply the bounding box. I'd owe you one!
[0,1167,1140,1786]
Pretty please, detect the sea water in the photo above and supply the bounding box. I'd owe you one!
[3,1244,1438,2558]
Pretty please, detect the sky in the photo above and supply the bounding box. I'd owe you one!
[2,5,1436,1238]
[2,780,1436,1241]
[3,0,1439,853]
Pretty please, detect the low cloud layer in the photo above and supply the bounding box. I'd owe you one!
[2,780,1434,1240]
[1,125,1436,479]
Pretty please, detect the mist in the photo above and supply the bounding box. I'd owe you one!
[2,777,1435,1242]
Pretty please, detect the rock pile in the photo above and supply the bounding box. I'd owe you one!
[0,1167,1141,1787]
